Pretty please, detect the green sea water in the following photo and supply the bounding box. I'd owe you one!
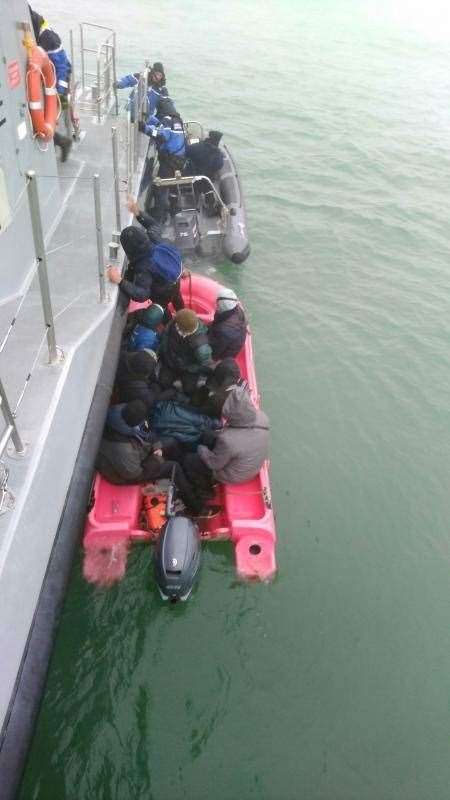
[19,1,450,798]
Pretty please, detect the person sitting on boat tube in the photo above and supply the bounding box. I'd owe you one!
[158,309,213,396]
[208,287,247,360]
[29,5,73,161]
[182,383,270,501]
[107,226,184,312]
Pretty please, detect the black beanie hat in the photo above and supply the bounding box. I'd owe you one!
[129,349,157,376]
[121,399,147,427]
[152,62,165,75]
[120,226,150,259]
[208,130,223,147]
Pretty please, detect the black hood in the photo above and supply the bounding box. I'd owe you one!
[120,226,151,259]
[29,6,43,39]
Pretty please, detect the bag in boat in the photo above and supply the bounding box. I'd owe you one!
[151,400,220,447]
[151,243,182,284]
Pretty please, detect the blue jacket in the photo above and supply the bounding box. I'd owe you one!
[144,124,185,157]
[37,23,71,95]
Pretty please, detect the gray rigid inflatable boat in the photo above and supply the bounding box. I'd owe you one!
[142,130,251,265]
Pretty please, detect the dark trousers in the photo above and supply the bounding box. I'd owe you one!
[183,453,214,501]
[142,455,202,514]
[158,364,201,396]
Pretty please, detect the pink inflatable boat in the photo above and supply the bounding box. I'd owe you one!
[83,273,276,587]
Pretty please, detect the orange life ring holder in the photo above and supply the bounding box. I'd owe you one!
[26,45,58,141]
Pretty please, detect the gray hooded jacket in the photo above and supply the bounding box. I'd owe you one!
[197,384,269,483]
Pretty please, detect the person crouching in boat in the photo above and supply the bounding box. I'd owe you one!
[185,130,224,216]
[183,383,270,502]
[107,226,184,312]
[114,349,164,415]
[95,400,205,514]
[190,358,242,418]
[158,309,213,396]
[208,288,247,360]
[138,118,186,223]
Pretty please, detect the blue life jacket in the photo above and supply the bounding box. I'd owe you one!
[151,243,182,284]
[38,23,71,94]
[127,326,161,353]
[151,401,220,448]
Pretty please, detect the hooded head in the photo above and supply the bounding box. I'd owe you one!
[128,348,157,377]
[142,303,164,330]
[120,226,150,260]
[174,309,199,337]
[222,383,257,426]
[216,287,238,313]
[208,130,223,147]
[121,399,147,427]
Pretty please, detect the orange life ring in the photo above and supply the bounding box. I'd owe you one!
[26,45,58,141]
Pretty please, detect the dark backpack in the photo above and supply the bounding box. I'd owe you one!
[151,243,183,284]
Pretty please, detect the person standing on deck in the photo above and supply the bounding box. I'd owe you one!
[29,5,73,161]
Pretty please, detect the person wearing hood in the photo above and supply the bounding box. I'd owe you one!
[159,309,213,395]
[96,399,204,513]
[183,383,270,497]
[208,287,247,360]
[107,225,184,310]
[114,349,163,413]
[124,302,164,353]
[29,5,72,161]
[190,357,241,417]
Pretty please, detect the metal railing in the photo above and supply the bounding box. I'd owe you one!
[77,23,118,121]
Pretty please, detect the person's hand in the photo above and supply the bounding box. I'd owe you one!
[181,267,191,279]
[153,448,163,458]
[107,265,122,284]
[138,120,146,134]
[127,196,139,216]
[112,80,120,89]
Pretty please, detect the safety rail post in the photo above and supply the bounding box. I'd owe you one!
[0,382,25,455]
[96,46,102,123]
[69,29,75,87]
[127,116,133,194]
[112,32,118,116]
[93,174,107,303]
[80,23,85,91]
[26,171,58,365]
[111,126,121,233]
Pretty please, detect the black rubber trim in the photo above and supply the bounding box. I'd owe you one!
[0,292,128,800]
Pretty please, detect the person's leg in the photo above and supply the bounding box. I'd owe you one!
[53,131,72,163]
[183,452,215,500]
[143,457,202,513]
[170,281,185,311]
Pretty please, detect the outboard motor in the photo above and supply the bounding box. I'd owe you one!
[153,476,201,602]
[173,210,199,251]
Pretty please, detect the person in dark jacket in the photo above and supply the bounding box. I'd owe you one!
[208,287,247,360]
[114,349,163,412]
[29,5,72,161]
[107,225,184,310]
[190,358,241,417]
[159,309,213,395]
[183,383,270,500]
[185,130,224,181]
[96,400,205,513]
